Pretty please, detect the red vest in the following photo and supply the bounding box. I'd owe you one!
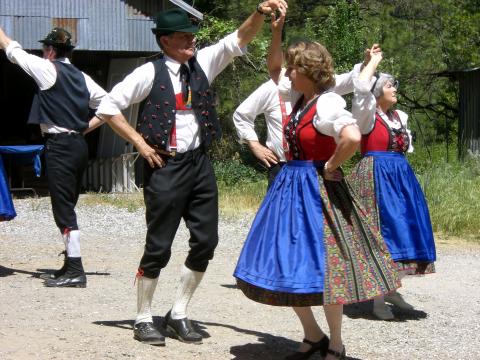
[285,98,337,161]
[361,111,410,155]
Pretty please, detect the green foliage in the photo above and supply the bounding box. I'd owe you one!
[218,180,268,217]
[185,0,480,238]
[417,156,480,239]
[315,0,366,73]
[213,158,266,186]
[196,16,237,47]
[189,13,272,165]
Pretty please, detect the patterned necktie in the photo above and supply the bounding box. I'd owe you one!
[180,63,190,103]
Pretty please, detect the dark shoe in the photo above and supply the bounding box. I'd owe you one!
[40,251,68,280]
[384,292,414,310]
[326,346,346,360]
[284,335,330,360]
[45,273,87,288]
[164,310,202,344]
[44,257,86,287]
[133,322,165,346]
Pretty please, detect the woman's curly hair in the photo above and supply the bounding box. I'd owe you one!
[285,40,336,92]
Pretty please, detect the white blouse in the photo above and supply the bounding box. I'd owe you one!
[279,78,358,143]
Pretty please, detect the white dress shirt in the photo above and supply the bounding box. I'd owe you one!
[97,31,246,153]
[233,79,291,161]
[5,41,106,134]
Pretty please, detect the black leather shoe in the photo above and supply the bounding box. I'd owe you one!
[40,251,68,280]
[44,273,87,288]
[133,322,165,346]
[284,335,330,360]
[164,310,202,344]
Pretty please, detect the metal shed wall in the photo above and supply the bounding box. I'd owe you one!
[0,0,169,51]
[458,68,480,158]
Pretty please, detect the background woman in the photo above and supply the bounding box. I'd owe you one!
[350,54,436,320]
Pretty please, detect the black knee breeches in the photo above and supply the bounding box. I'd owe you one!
[139,148,219,278]
[45,133,88,233]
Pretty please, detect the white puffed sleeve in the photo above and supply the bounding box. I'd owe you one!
[351,77,377,135]
[312,92,357,143]
[396,109,414,153]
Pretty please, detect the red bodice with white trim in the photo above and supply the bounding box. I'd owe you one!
[284,97,337,161]
[361,111,410,155]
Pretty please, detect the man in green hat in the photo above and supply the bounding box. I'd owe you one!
[97,1,287,346]
[0,27,106,288]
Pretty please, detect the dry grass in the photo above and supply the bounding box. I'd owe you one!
[79,181,268,217]
[80,192,145,212]
[217,180,266,217]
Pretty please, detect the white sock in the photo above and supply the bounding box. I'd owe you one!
[171,265,204,320]
[66,230,81,257]
[135,276,158,325]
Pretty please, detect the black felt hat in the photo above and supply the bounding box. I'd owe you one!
[39,27,75,50]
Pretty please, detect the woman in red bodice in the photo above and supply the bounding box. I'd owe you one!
[350,54,436,321]
[234,12,400,360]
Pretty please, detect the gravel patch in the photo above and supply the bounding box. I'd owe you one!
[1,195,479,359]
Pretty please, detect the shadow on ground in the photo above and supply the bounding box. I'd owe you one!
[344,301,428,322]
[37,268,110,277]
[91,317,363,359]
[199,320,363,360]
[0,265,110,278]
[221,283,238,289]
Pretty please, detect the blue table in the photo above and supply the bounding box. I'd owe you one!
[0,145,44,221]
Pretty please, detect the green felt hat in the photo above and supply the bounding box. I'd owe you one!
[151,8,199,36]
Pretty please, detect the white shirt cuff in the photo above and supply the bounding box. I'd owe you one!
[229,30,248,56]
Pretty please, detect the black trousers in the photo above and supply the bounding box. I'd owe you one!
[139,147,219,278]
[44,133,88,233]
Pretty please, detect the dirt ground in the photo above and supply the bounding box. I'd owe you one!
[1,197,480,360]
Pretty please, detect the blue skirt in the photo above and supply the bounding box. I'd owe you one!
[234,160,400,306]
[234,161,326,294]
[0,155,16,221]
[366,151,436,262]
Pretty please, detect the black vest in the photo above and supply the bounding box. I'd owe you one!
[137,56,221,150]
[28,60,90,132]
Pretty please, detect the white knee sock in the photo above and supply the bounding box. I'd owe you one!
[66,230,81,257]
[171,265,204,320]
[135,276,158,325]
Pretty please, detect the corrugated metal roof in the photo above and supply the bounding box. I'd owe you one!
[0,0,168,51]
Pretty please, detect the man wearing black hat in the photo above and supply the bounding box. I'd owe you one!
[0,27,106,288]
[97,1,288,346]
